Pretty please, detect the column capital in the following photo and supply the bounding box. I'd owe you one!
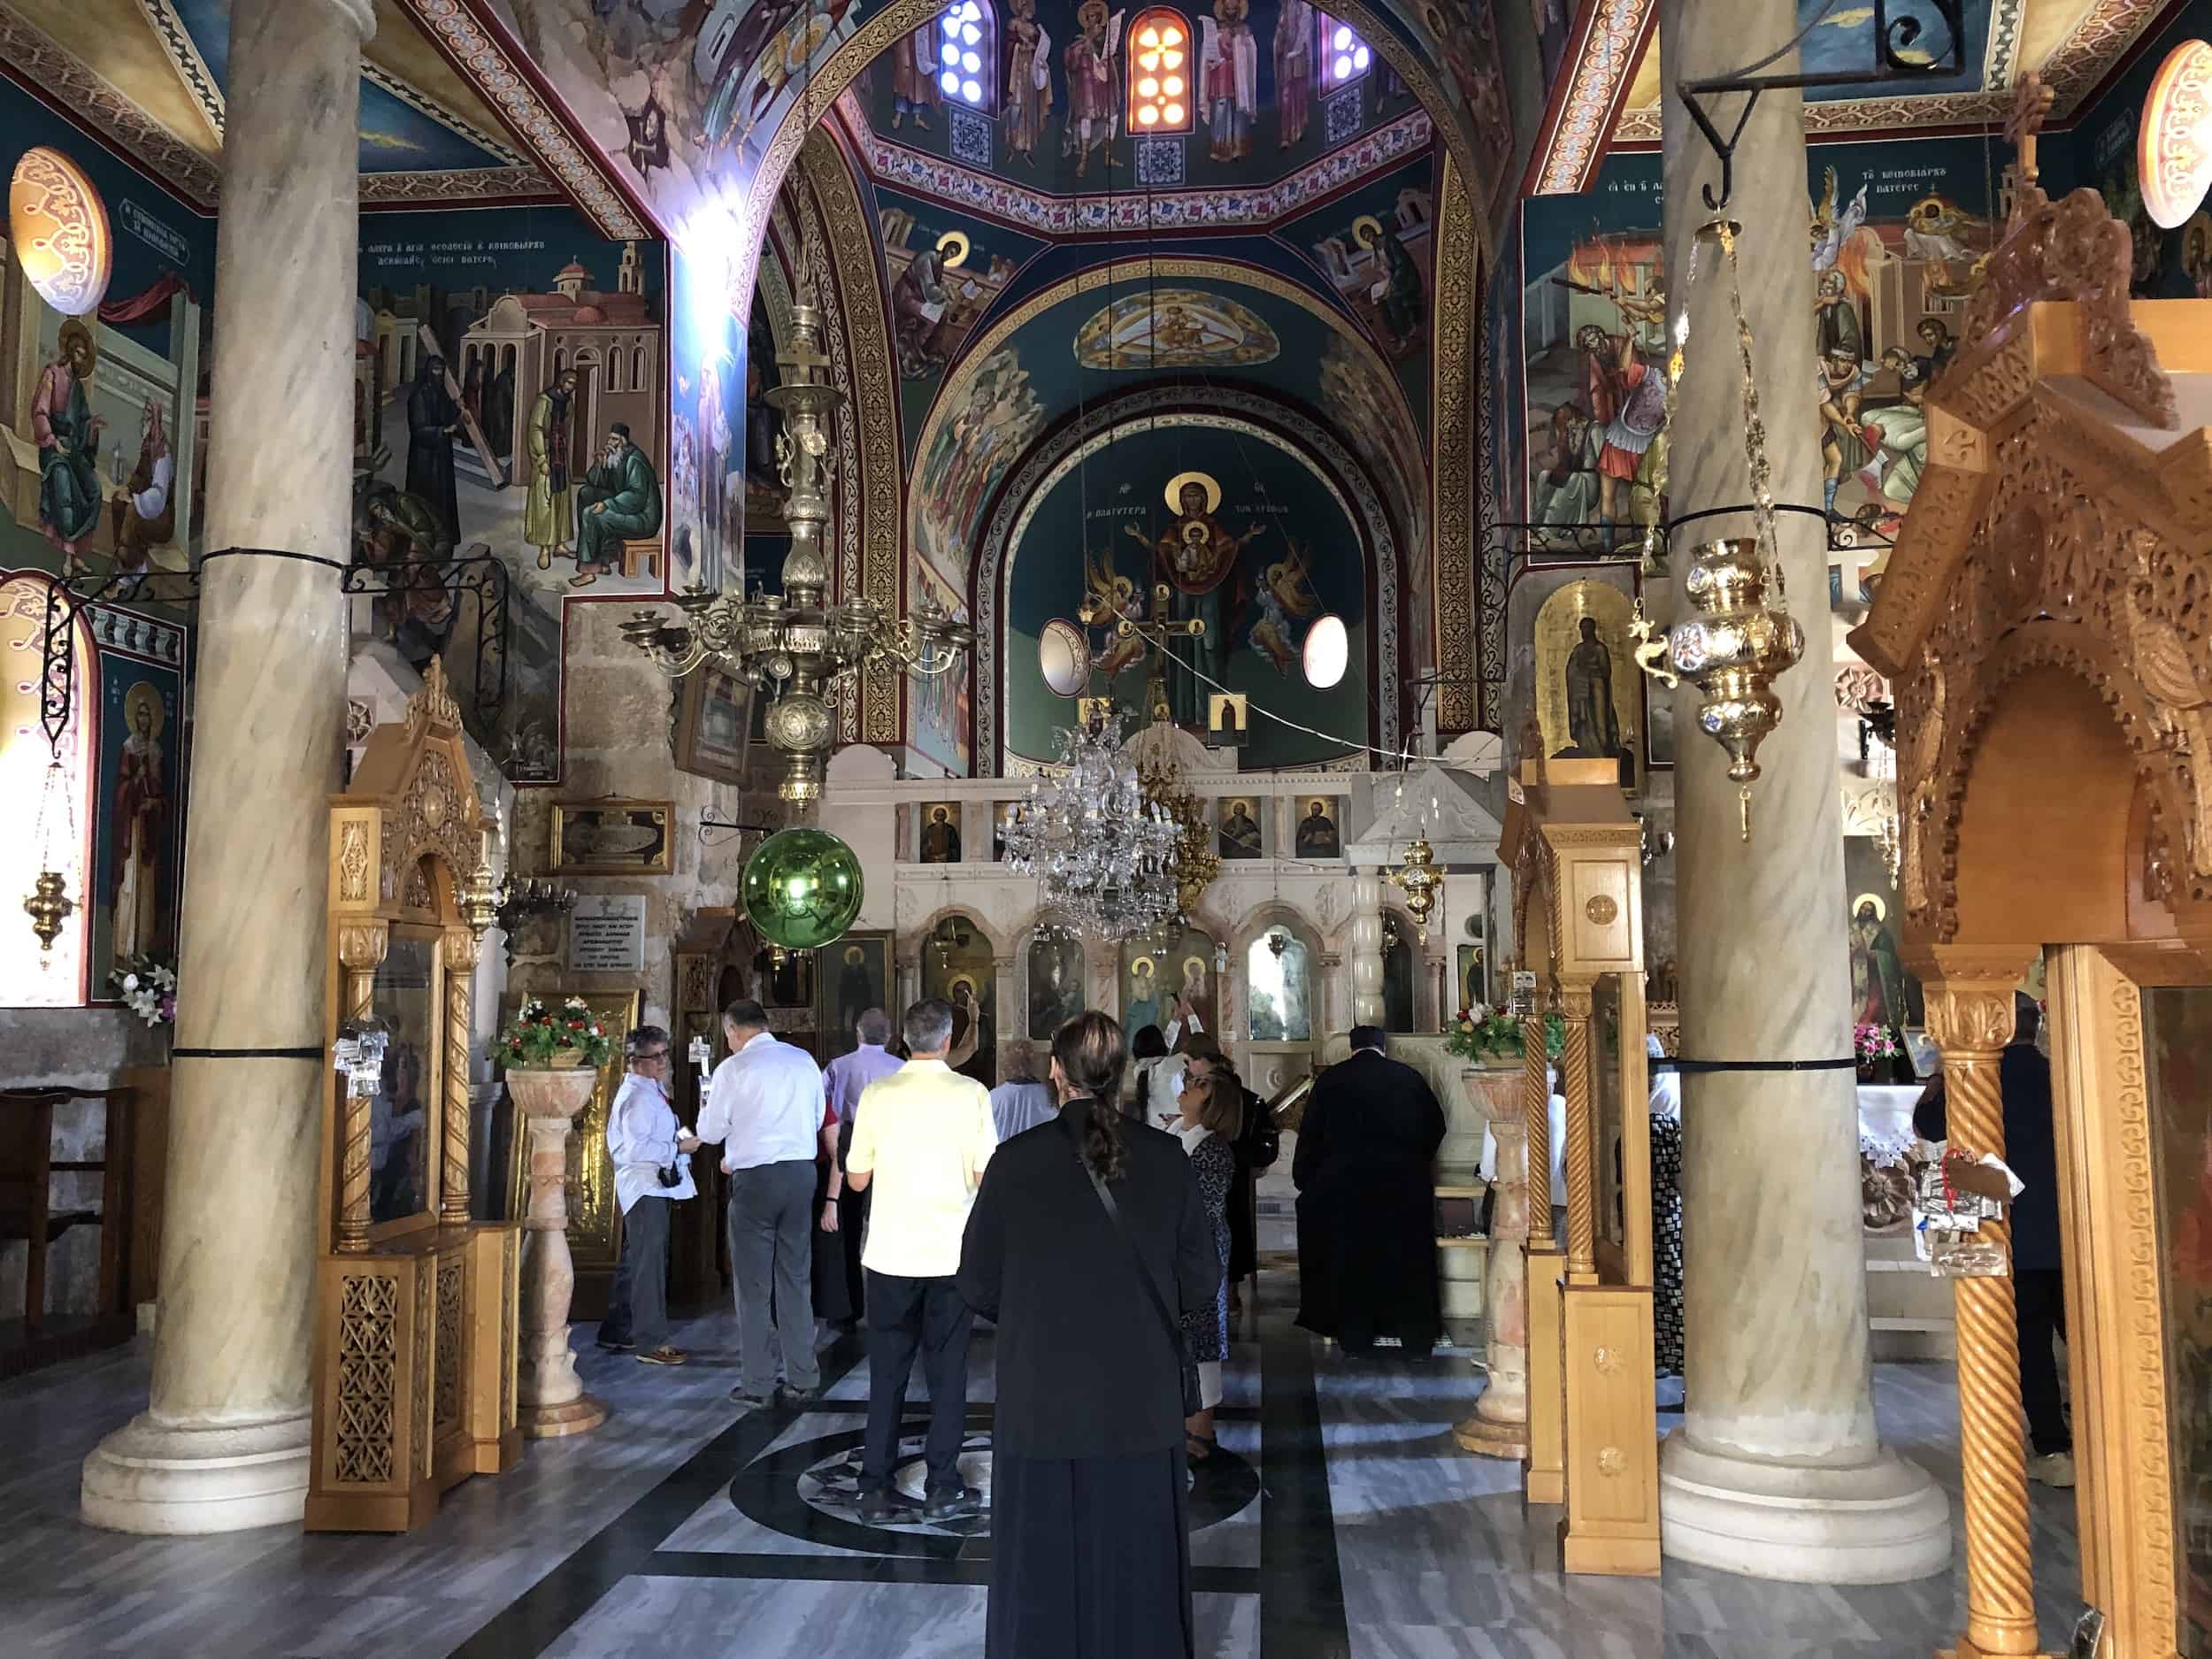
[1921,977,2024,1057]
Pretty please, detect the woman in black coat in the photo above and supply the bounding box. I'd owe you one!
[959,1010,1222,1658]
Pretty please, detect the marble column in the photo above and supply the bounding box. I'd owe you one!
[81,0,372,1535]
[1317,950,1345,1036]
[1655,0,1948,1581]
[1350,868,1384,1026]
[992,952,1016,1075]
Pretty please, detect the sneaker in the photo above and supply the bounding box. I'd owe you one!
[777,1381,824,1406]
[2029,1452,2077,1489]
[857,1490,897,1524]
[923,1486,983,1522]
[637,1346,687,1367]
[595,1335,634,1353]
[730,1385,773,1405]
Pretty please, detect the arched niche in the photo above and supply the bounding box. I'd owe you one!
[985,390,1402,774]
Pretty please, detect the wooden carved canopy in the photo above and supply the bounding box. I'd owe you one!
[1848,134,2212,964]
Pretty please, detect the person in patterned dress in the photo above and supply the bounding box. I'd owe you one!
[1172,1069,1239,1461]
[1647,1033,1685,1383]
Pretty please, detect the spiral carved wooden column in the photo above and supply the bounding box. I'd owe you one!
[1925,979,2047,1659]
[440,932,477,1226]
[1520,1016,1550,1242]
[335,921,388,1253]
[1560,990,1595,1279]
[1520,1011,1568,1498]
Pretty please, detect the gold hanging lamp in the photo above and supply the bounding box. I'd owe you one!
[1630,217,1805,840]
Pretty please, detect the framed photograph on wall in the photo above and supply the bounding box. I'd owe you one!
[673,665,753,786]
[550,800,673,875]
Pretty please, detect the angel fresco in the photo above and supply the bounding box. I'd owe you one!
[1082,545,1149,676]
[1248,541,1320,673]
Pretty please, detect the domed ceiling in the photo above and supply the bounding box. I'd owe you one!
[837,0,1433,203]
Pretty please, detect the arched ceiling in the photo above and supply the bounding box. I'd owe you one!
[899,255,1427,610]
[0,0,558,208]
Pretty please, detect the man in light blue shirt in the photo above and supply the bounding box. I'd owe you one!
[987,1041,1057,1141]
[822,1008,902,1318]
[696,998,826,1404]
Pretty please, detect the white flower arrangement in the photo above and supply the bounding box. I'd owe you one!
[109,955,178,1027]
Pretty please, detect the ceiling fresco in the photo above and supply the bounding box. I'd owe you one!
[482,0,1528,259]
[0,0,557,205]
[839,0,1423,197]
[901,256,1427,628]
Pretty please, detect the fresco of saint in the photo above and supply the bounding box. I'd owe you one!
[1198,0,1259,162]
[1125,471,1263,725]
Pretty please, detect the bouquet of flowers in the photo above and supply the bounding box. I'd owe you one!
[1854,1022,1903,1066]
[1445,1006,1569,1064]
[498,995,612,1069]
[109,955,177,1027]
[1445,1004,1525,1063]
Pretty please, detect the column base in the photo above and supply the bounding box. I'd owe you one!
[81,1409,311,1535]
[520,1395,608,1440]
[1453,1409,1529,1461]
[1659,1433,1950,1584]
[1937,1647,2062,1659]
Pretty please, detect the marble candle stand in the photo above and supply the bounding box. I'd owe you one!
[511,1066,608,1440]
[1455,1064,1530,1459]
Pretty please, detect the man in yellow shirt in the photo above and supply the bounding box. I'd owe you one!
[845,997,999,1522]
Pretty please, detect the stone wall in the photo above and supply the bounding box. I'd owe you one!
[505,603,764,1030]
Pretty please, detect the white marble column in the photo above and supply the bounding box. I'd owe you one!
[1349,867,1384,1026]
[1655,0,1947,1581]
[81,0,373,1534]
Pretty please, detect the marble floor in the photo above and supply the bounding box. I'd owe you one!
[0,1267,2084,1659]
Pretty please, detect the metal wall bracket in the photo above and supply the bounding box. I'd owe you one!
[1675,0,1964,211]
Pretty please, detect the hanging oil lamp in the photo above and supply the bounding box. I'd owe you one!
[1629,216,1803,840]
[24,757,76,959]
[1385,834,1442,941]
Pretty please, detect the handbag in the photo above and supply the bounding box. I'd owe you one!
[1070,1128,1204,1417]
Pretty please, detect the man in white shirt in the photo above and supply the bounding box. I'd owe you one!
[600,1025,700,1365]
[845,998,998,1521]
[695,998,826,1404]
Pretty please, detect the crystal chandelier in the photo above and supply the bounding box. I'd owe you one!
[622,301,972,803]
[1002,706,1179,942]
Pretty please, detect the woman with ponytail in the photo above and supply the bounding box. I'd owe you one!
[958,1010,1222,1657]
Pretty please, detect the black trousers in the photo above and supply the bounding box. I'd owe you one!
[2016,1267,2070,1456]
[601,1194,672,1349]
[862,1270,973,1499]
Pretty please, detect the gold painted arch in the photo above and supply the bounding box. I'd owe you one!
[902,256,1427,562]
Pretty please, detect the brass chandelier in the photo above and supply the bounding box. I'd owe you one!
[622,301,971,803]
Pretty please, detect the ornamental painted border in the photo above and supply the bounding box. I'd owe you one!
[837,90,1437,238]
[397,0,645,241]
[1533,0,1651,196]
[972,387,1402,774]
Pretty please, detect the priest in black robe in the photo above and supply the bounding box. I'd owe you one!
[1293,1025,1446,1354]
[405,355,463,544]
